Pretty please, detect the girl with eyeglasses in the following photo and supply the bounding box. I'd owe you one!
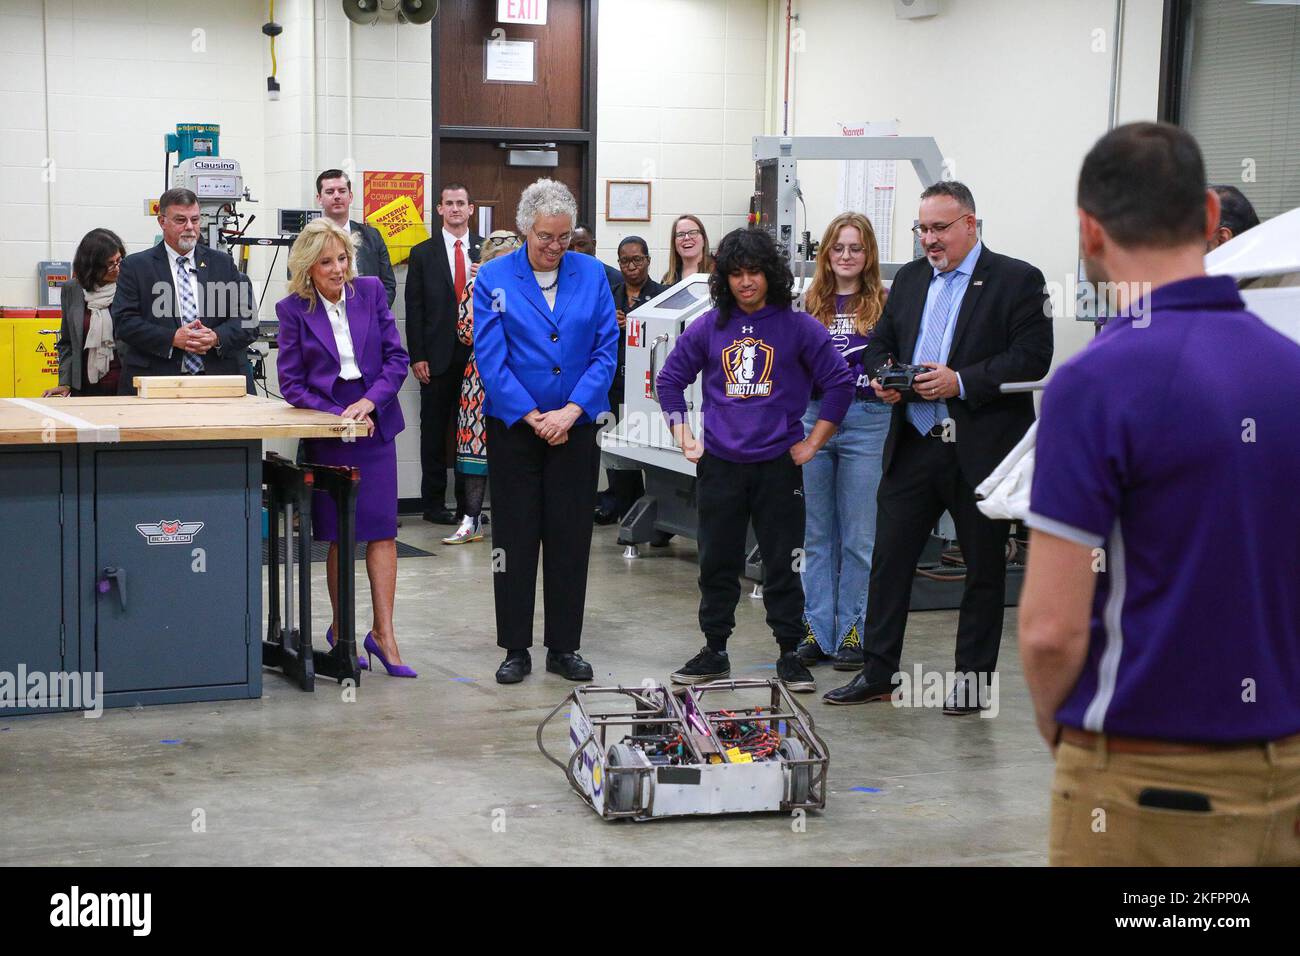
[661,214,714,284]
[796,212,891,671]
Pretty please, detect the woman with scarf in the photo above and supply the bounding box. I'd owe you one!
[44,228,126,397]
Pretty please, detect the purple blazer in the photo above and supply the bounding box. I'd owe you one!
[274,275,409,443]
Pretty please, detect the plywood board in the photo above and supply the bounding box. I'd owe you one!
[133,375,248,390]
[0,395,372,444]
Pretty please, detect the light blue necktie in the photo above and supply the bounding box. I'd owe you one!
[907,270,960,435]
[176,257,204,375]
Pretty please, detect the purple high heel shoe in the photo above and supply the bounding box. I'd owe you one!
[364,633,417,678]
[325,625,368,670]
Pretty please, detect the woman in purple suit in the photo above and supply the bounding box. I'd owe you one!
[276,218,415,677]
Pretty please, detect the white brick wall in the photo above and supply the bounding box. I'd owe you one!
[594,0,770,281]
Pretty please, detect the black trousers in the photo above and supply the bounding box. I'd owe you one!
[860,425,1011,685]
[486,417,601,652]
[419,362,467,515]
[696,451,805,654]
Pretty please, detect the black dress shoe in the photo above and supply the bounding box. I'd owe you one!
[943,675,987,715]
[822,672,897,706]
[593,507,618,526]
[546,650,594,682]
[495,651,531,684]
[424,508,460,526]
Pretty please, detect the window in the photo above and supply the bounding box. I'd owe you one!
[1166,0,1300,221]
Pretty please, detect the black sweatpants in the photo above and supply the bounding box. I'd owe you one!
[695,450,806,654]
[860,425,1011,685]
[486,417,601,652]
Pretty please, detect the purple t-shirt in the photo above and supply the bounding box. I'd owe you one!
[657,302,855,463]
[816,294,882,402]
[1027,275,1300,742]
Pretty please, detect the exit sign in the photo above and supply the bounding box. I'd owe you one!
[498,0,547,25]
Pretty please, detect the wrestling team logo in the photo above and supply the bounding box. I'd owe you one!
[721,337,775,398]
[135,519,204,545]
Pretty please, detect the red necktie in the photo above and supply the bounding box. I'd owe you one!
[454,239,466,303]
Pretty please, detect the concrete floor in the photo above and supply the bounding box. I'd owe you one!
[0,519,1053,866]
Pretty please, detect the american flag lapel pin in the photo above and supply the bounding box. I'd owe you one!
[972,280,983,286]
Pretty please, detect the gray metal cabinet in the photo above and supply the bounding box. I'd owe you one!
[0,439,262,715]
[0,447,79,714]
[90,445,250,695]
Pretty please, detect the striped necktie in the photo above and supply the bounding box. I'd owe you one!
[907,269,960,435]
[176,256,204,375]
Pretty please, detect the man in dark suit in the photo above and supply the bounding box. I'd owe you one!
[112,187,258,393]
[316,169,396,306]
[405,183,483,524]
[824,181,1053,711]
[570,224,623,290]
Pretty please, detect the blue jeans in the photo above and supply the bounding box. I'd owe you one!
[800,398,891,652]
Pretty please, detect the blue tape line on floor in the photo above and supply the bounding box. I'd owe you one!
[450,677,476,683]
[849,786,881,793]
[160,739,183,745]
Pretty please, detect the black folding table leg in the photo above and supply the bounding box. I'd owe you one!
[261,453,315,691]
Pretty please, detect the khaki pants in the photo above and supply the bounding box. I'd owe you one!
[1049,735,1300,866]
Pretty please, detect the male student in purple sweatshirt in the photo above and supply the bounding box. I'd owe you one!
[657,228,855,693]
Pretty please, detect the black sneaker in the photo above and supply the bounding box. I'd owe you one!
[832,624,865,671]
[777,651,816,693]
[796,621,829,665]
[670,647,730,685]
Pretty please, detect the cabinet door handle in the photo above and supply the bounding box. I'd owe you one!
[101,566,127,612]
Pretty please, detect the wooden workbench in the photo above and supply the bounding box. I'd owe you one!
[0,393,369,715]
[0,395,370,444]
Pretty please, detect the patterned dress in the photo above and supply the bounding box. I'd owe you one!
[455,279,488,475]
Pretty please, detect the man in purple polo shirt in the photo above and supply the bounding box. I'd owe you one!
[1019,121,1300,866]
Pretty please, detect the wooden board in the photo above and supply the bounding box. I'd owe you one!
[135,375,248,399]
[133,375,248,389]
[0,395,372,444]
[137,386,250,399]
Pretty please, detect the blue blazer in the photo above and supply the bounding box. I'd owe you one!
[473,246,619,427]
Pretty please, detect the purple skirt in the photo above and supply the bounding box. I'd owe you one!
[301,378,398,543]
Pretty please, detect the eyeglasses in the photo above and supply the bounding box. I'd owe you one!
[830,244,866,257]
[618,255,649,266]
[674,229,703,240]
[911,214,970,238]
[533,230,572,248]
[105,255,123,268]
[485,236,518,248]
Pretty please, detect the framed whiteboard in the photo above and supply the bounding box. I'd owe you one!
[605,179,652,222]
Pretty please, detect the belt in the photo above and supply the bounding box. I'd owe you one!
[1059,726,1300,755]
[904,421,947,440]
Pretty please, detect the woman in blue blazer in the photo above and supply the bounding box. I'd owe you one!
[473,178,619,685]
